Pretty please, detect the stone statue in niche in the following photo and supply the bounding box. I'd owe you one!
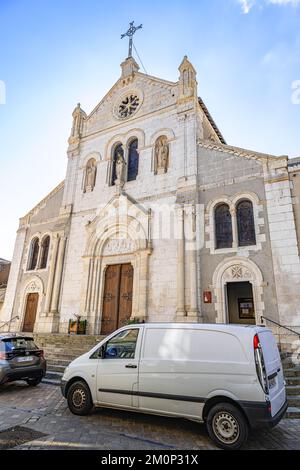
[115,151,126,184]
[155,136,169,174]
[84,159,97,192]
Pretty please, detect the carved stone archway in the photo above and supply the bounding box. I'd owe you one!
[17,277,44,333]
[80,194,152,334]
[212,257,265,324]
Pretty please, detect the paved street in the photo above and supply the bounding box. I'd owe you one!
[0,382,300,450]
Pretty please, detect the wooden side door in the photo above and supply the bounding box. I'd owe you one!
[23,293,39,332]
[101,265,121,335]
[118,264,134,329]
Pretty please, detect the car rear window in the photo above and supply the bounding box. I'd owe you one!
[1,338,38,352]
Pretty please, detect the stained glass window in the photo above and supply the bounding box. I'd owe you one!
[215,204,233,249]
[127,139,139,182]
[28,238,39,270]
[237,200,256,246]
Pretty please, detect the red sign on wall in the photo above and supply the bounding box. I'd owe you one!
[203,291,212,304]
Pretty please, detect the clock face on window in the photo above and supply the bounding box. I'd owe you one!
[118,94,140,119]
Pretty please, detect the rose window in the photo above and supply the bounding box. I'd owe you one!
[118,95,140,118]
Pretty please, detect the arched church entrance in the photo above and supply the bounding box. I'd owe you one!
[101,263,134,335]
[212,257,264,325]
[81,193,152,334]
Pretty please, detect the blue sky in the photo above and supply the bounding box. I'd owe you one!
[0,0,300,259]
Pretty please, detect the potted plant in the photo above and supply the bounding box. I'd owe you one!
[68,315,87,335]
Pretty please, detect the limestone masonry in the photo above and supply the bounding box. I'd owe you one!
[1,55,300,340]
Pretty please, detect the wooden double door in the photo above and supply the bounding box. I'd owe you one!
[101,264,134,335]
[23,293,39,332]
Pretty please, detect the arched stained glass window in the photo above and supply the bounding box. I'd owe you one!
[215,204,233,249]
[237,200,256,247]
[40,236,50,269]
[111,144,123,186]
[28,238,39,270]
[127,139,139,182]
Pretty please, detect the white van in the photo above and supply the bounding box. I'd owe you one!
[61,323,287,449]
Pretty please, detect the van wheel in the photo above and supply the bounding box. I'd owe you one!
[206,403,248,450]
[67,381,93,416]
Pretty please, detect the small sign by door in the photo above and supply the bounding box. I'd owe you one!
[203,291,212,304]
[238,298,255,319]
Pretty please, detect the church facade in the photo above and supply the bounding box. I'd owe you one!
[1,55,300,337]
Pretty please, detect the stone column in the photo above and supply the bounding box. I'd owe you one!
[139,250,150,321]
[44,234,59,314]
[186,206,199,319]
[85,258,94,315]
[50,236,66,313]
[231,207,238,249]
[264,161,300,328]
[176,207,186,318]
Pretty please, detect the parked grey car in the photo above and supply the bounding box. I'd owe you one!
[0,335,46,386]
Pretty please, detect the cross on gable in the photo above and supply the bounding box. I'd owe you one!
[121,21,142,58]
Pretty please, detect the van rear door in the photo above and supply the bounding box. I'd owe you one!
[258,330,286,417]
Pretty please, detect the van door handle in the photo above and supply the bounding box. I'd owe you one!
[125,364,137,369]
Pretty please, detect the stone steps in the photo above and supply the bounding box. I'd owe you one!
[285,385,300,396]
[286,407,300,419]
[37,334,105,387]
[43,348,90,357]
[282,350,300,418]
[282,367,300,378]
[36,334,103,376]
[286,395,300,407]
[286,376,300,386]
[47,364,67,374]
[43,370,63,386]
[44,352,85,362]
[46,358,74,367]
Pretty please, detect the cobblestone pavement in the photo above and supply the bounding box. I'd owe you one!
[0,382,299,450]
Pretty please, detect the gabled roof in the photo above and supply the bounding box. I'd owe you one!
[0,258,10,265]
[198,97,226,145]
[288,157,300,168]
[198,139,286,163]
[87,71,177,120]
[21,180,65,221]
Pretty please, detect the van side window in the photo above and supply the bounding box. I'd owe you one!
[104,329,139,359]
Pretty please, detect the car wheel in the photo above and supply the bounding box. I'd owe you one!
[206,403,248,450]
[67,381,93,416]
[26,378,42,386]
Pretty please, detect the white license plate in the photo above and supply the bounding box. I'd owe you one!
[269,377,277,389]
[17,356,33,362]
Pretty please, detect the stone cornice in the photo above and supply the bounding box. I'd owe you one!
[198,139,288,165]
[80,103,179,144]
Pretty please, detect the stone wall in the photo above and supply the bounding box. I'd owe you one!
[197,145,279,325]
[3,57,300,337]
